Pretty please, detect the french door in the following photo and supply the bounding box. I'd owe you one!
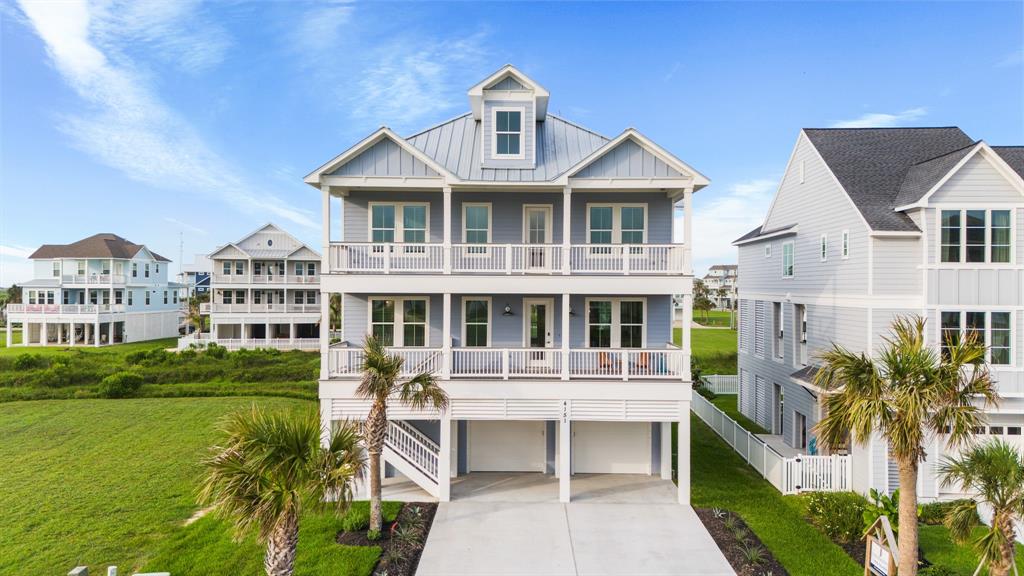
[524,298,554,367]
[523,205,553,271]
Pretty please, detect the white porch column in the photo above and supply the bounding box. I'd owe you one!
[40,321,47,345]
[559,416,571,502]
[320,293,331,379]
[561,293,570,380]
[438,411,452,501]
[562,186,571,275]
[289,322,295,344]
[69,322,75,347]
[441,293,451,379]
[682,187,693,275]
[442,186,452,274]
[93,321,100,346]
[57,323,64,345]
[677,402,690,504]
[266,322,271,344]
[5,321,11,348]
[682,293,693,382]
[661,422,672,480]
[321,185,332,379]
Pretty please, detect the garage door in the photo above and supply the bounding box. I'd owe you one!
[469,421,546,472]
[572,421,651,474]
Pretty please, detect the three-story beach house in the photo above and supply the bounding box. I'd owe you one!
[305,65,708,503]
[185,223,321,350]
[735,127,1024,500]
[6,233,182,346]
[702,264,738,310]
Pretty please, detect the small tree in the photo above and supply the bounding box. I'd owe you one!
[330,294,342,332]
[939,440,1024,576]
[357,334,448,533]
[692,279,714,321]
[186,296,204,335]
[199,405,364,576]
[814,316,998,576]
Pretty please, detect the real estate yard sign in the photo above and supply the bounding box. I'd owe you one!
[864,516,899,576]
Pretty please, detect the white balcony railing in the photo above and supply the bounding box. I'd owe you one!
[212,273,320,284]
[6,303,127,315]
[329,346,686,380]
[178,334,320,351]
[328,243,686,275]
[203,302,320,314]
[61,274,128,284]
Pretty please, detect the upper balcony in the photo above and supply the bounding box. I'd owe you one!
[7,303,128,316]
[60,274,128,285]
[327,243,687,275]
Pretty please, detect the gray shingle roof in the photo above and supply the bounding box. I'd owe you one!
[803,127,974,231]
[405,113,610,182]
[29,233,170,262]
[893,142,978,209]
[732,224,797,245]
[993,146,1024,180]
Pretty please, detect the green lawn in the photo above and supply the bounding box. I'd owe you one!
[693,309,735,327]
[676,326,737,375]
[0,398,386,576]
[919,524,1024,575]
[0,327,22,347]
[711,394,767,434]
[0,336,176,357]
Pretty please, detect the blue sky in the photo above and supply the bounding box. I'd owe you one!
[2,1,1022,285]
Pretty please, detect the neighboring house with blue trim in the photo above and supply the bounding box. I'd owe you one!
[305,65,709,504]
[735,127,1024,500]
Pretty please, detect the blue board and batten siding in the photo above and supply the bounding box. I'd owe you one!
[575,139,684,179]
[331,138,440,178]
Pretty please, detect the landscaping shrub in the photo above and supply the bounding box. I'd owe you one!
[919,565,957,576]
[805,491,868,543]
[97,372,144,399]
[205,344,228,359]
[919,499,976,526]
[863,488,906,534]
[340,506,371,532]
[14,353,48,370]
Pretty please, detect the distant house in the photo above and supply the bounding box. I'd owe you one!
[734,127,1024,500]
[182,223,321,351]
[702,264,737,309]
[5,233,183,346]
[179,254,212,297]
[305,65,708,504]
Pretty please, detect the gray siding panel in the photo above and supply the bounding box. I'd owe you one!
[930,154,1024,204]
[333,138,440,177]
[873,237,922,295]
[575,139,683,179]
[452,192,563,244]
[569,193,673,244]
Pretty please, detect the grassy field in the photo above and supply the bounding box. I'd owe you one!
[676,326,738,375]
[0,327,22,347]
[0,336,175,357]
[0,398,396,576]
[693,309,735,327]
[711,394,767,434]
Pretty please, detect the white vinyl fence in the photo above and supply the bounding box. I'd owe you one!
[691,393,851,494]
[700,374,738,394]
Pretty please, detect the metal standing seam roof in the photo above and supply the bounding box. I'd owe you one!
[404,112,610,182]
[802,127,975,232]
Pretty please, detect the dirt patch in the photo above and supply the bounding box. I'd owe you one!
[183,506,213,526]
[696,508,789,576]
[335,502,438,576]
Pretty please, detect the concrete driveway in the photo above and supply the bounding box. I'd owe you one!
[416,473,734,576]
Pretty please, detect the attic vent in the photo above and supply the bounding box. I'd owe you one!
[267,239,273,246]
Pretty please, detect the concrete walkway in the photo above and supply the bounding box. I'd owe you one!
[416,473,734,576]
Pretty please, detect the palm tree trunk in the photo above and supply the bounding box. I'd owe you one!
[990,513,1016,576]
[897,459,920,576]
[264,509,299,576]
[365,400,388,533]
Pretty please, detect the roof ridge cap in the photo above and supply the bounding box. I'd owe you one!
[909,141,980,167]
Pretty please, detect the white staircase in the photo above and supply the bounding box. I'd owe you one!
[383,420,441,498]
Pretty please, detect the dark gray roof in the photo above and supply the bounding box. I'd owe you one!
[732,224,797,245]
[993,146,1024,180]
[29,233,170,262]
[791,365,820,384]
[803,127,974,231]
[893,143,978,208]
[405,113,609,182]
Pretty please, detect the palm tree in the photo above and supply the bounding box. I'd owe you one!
[329,294,342,332]
[939,440,1024,576]
[357,334,448,533]
[814,316,998,576]
[186,296,204,335]
[199,405,365,576]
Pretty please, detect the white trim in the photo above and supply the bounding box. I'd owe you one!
[367,296,431,347]
[460,296,492,347]
[461,202,493,244]
[894,143,1024,211]
[522,297,555,348]
[583,297,648,348]
[566,129,711,187]
[781,241,795,278]
[936,207,1015,265]
[490,106,526,160]
[936,309,1016,368]
[304,127,455,185]
[367,202,431,243]
[732,225,799,246]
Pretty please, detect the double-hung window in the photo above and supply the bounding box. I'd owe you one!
[305,291,316,305]
[463,299,490,347]
[235,261,244,275]
[52,261,60,277]
[370,297,428,347]
[782,241,795,277]
[587,204,647,254]
[127,291,133,306]
[222,261,231,276]
[292,291,303,305]
[63,291,70,305]
[940,209,1012,263]
[132,262,138,278]
[587,299,645,348]
[144,264,150,278]
[235,290,246,304]
[77,261,86,276]
[371,205,396,243]
[463,203,491,254]
[493,109,522,157]
[163,291,168,305]
[370,203,429,254]
[145,292,150,305]
[294,262,303,276]
[306,262,316,276]
[941,311,1013,365]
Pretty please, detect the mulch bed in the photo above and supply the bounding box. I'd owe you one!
[335,502,438,576]
[696,508,789,576]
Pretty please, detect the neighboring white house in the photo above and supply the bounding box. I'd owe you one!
[6,233,182,346]
[182,223,321,351]
[305,65,708,503]
[734,127,1024,500]
[702,264,737,309]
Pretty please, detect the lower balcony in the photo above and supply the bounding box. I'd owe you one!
[7,303,127,316]
[327,346,687,381]
[201,302,320,314]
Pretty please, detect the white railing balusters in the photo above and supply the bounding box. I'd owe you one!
[386,420,439,481]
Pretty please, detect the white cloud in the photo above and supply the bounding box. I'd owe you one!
[347,31,491,130]
[0,244,34,259]
[830,107,928,128]
[995,49,1024,68]
[0,257,34,287]
[163,217,207,236]
[17,0,317,230]
[293,2,354,54]
[685,177,779,276]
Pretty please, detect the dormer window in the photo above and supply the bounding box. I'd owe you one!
[493,108,523,158]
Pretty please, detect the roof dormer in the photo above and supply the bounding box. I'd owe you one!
[468,65,548,169]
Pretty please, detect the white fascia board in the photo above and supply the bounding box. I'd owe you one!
[567,177,695,190]
[731,225,798,246]
[320,379,690,403]
[868,230,921,238]
[321,274,692,296]
[467,64,550,120]
[564,129,710,188]
[208,242,250,259]
[893,143,1024,211]
[320,175,445,190]
[303,127,457,186]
